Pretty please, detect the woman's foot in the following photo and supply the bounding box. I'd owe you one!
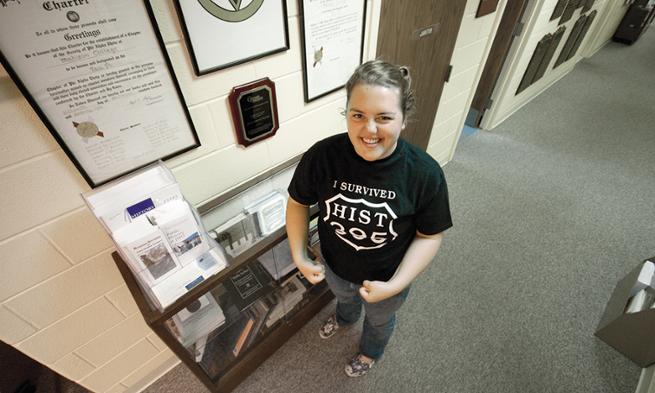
[344,354,375,377]
[318,315,339,339]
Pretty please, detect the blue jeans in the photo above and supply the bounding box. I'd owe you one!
[324,264,410,360]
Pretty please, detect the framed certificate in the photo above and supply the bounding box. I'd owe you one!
[299,0,367,102]
[0,1,200,188]
[175,0,290,76]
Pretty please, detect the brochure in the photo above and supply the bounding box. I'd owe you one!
[113,215,182,286]
[148,200,210,265]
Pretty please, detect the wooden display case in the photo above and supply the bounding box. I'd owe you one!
[112,158,333,392]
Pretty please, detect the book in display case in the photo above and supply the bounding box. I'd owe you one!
[87,158,332,392]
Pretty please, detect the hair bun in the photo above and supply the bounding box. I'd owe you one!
[399,66,411,87]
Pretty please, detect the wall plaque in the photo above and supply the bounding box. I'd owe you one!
[228,78,279,147]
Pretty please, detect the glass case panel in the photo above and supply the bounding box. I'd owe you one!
[205,189,287,259]
[200,163,297,237]
[175,161,331,382]
[165,260,283,381]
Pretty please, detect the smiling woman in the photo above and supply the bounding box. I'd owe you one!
[344,61,415,161]
[346,84,404,162]
[286,60,452,377]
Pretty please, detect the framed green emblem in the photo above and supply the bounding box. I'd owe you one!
[174,0,290,76]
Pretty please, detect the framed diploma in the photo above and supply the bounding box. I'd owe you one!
[299,0,367,102]
[0,1,200,188]
[174,0,290,76]
[228,78,279,147]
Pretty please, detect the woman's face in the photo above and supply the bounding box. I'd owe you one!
[346,83,405,162]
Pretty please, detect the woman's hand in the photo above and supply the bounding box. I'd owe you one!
[297,258,325,284]
[359,280,399,303]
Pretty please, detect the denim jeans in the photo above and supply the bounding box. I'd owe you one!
[324,264,410,360]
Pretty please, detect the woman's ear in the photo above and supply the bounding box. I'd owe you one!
[401,122,406,130]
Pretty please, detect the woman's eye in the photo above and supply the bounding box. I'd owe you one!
[378,116,393,122]
[351,113,363,120]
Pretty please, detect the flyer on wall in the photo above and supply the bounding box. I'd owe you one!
[300,0,366,102]
[0,0,199,187]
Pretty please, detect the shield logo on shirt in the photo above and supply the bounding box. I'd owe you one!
[323,194,398,251]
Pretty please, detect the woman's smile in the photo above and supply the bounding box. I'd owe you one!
[346,84,405,161]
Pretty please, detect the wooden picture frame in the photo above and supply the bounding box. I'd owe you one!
[0,0,200,188]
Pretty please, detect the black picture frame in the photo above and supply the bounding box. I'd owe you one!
[174,0,290,76]
[299,0,367,103]
[0,1,200,188]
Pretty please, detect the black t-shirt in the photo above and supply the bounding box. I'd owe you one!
[288,133,452,284]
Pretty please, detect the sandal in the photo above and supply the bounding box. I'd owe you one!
[318,314,339,339]
[344,354,375,377]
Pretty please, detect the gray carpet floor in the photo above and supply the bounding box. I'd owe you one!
[145,30,655,393]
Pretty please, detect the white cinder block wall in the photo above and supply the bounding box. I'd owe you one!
[0,0,507,391]
[426,0,507,164]
[480,0,625,130]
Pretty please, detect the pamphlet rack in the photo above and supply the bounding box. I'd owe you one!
[110,157,333,392]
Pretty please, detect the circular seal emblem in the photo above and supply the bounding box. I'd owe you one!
[73,121,104,138]
[186,300,202,313]
[197,0,264,23]
[66,11,80,23]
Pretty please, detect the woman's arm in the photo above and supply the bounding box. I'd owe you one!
[286,197,325,284]
[359,231,444,303]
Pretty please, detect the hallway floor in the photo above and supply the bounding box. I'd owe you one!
[145,31,655,393]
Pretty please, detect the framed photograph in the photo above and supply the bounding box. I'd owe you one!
[175,0,290,76]
[0,1,200,188]
[299,0,367,102]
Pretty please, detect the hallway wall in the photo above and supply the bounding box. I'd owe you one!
[426,0,507,164]
[583,0,631,57]
[480,0,625,130]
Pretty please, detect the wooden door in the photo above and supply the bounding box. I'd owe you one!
[376,1,466,150]
[469,0,530,127]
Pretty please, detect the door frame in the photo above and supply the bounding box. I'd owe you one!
[468,0,531,128]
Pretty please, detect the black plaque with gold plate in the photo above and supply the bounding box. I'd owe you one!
[228,78,279,147]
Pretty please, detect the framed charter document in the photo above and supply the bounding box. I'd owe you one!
[0,0,200,188]
[174,0,290,76]
[299,0,367,102]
